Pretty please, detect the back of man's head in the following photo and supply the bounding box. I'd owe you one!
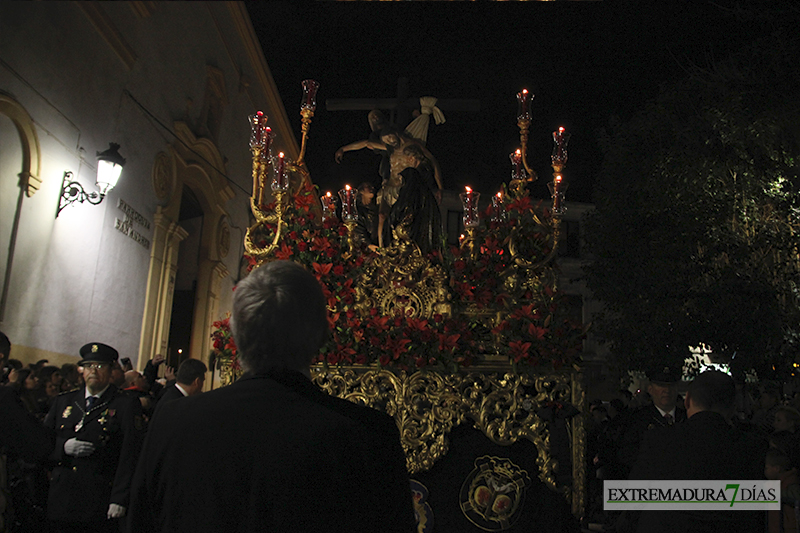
[176,358,207,386]
[231,261,328,375]
[687,370,736,417]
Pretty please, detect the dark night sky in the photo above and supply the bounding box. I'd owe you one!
[247,2,765,204]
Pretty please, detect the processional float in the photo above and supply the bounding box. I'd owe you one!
[217,79,588,526]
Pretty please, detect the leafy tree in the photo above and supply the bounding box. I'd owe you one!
[584,27,800,379]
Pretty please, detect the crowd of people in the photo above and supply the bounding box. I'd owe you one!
[4,260,800,532]
[586,368,800,532]
[0,333,207,532]
[1,261,415,532]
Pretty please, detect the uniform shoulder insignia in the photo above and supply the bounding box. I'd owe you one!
[57,387,81,396]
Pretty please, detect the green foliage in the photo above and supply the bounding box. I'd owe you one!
[584,31,800,379]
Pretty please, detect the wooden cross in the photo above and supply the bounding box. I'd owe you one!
[326,77,480,129]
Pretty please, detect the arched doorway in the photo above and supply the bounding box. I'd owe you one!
[138,123,233,373]
[0,95,41,323]
[166,186,204,368]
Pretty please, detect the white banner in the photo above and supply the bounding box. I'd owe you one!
[604,480,780,511]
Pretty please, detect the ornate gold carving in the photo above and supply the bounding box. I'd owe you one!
[216,356,242,386]
[310,365,582,510]
[355,232,450,320]
[569,371,587,517]
[152,151,173,202]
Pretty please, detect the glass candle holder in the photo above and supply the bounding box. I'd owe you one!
[547,175,568,215]
[491,192,506,223]
[301,79,320,112]
[459,187,481,228]
[320,192,336,223]
[248,111,269,150]
[338,185,358,222]
[516,89,532,122]
[552,127,571,167]
[509,149,527,181]
[271,152,289,191]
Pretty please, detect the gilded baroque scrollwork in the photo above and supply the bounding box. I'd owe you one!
[216,356,243,387]
[311,365,584,513]
[356,231,451,319]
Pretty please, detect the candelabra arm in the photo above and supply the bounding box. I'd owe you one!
[296,108,314,165]
[460,227,479,261]
[243,189,287,266]
[510,217,561,271]
[517,118,538,182]
[250,147,262,200]
[342,221,357,259]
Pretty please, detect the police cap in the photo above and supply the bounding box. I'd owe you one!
[78,342,119,366]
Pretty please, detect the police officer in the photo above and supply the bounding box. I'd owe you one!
[44,342,144,533]
[616,366,687,477]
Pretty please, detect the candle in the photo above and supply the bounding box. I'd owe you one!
[553,175,563,212]
[271,152,288,191]
[491,191,506,223]
[301,79,320,112]
[509,149,525,181]
[321,192,335,222]
[262,127,273,156]
[249,111,269,150]
[516,89,532,122]
[338,184,357,222]
[459,186,480,228]
[552,126,570,166]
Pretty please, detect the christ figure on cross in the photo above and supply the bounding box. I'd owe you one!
[335,112,443,249]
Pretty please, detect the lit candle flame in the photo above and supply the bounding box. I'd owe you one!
[556,174,562,183]
[465,186,472,193]
[559,126,565,133]
[496,192,502,198]
[345,184,351,191]
[522,89,528,95]
[515,149,521,156]
[279,152,284,158]
[326,191,331,197]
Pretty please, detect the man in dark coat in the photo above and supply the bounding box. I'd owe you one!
[626,370,768,533]
[151,357,206,418]
[129,260,416,532]
[616,367,687,477]
[44,342,144,532]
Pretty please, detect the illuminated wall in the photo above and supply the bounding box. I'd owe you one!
[0,1,295,370]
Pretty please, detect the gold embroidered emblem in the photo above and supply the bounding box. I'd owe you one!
[62,406,72,418]
[460,456,530,531]
[92,344,98,353]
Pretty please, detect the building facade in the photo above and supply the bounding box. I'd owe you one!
[0,1,295,373]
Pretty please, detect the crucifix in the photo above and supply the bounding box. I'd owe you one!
[326,77,480,131]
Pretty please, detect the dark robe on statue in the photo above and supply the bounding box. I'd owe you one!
[354,200,378,248]
[390,166,441,255]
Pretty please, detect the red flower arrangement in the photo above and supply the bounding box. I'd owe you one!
[210,315,240,371]
[230,181,584,373]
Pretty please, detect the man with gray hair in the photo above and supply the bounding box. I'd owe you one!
[129,260,415,532]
